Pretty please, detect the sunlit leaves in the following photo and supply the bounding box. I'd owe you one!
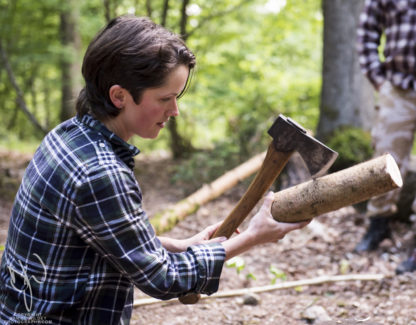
[0,0,322,153]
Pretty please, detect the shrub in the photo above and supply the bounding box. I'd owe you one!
[326,126,374,172]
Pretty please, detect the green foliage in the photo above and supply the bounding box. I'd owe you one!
[0,0,64,137]
[269,265,287,284]
[0,0,323,158]
[183,0,323,153]
[170,139,242,193]
[226,260,289,284]
[326,126,374,172]
[0,136,39,154]
[225,256,257,281]
[226,256,246,274]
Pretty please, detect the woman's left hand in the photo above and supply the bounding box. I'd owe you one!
[159,222,227,252]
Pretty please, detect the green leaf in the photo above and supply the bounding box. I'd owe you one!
[269,265,287,280]
[294,286,303,292]
[0,245,5,252]
[339,259,350,275]
[246,272,257,281]
[226,256,246,274]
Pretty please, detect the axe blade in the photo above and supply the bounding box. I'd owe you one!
[268,114,338,178]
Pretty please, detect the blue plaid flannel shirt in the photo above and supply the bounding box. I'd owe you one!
[357,0,416,90]
[0,114,225,324]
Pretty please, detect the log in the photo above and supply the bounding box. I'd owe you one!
[271,153,403,223]
[151,151,266,234]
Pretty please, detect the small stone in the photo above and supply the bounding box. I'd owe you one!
[242,293,260,306]
[302,305,331,322]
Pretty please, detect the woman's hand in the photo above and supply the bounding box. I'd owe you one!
[246,192,310,245]
[182,222,228,248]
[159,222,227,253]
[160,192,309,256]
[221,192,310,260]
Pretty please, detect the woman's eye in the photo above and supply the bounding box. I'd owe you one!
[161,97,171,102]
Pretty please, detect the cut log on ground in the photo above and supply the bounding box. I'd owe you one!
[271,154,403,223]
[151,151,266,234]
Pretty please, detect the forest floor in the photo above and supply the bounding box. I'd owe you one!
[0,149,415,325]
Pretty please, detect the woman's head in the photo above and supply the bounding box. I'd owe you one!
[76,15,196,120]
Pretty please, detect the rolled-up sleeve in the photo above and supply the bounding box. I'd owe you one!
[72,165,225,299]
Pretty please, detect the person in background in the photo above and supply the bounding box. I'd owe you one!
[356,0,416,274]
[0,15,308,325]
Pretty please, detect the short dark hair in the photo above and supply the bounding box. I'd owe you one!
[76,15,196,120]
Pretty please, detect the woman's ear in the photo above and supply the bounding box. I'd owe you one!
[109,85,126,109]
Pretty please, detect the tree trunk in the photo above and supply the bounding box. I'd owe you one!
[145,0,153,17]
[180,0,190,40]
[104,0,111,22]
[161,0,169,26]
[167,0,194,159]
[317,0,374,140]
[59,0,81,122]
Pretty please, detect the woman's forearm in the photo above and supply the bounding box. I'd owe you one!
[220,231,256,260]
[158,236,186,253]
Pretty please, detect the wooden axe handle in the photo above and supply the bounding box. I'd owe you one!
[179,142,291,305]
[212,142,292,238]
[271,153,403,223]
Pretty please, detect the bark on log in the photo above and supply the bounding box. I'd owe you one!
[151,151,266,234]
[271,154,402,223]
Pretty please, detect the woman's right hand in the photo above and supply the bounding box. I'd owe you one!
[221,192,309,260]
[246,192,310,245]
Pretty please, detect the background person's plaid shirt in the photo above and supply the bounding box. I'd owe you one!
[0,114,225,325]
[357,0,416,90]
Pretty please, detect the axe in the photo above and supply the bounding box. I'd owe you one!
[179,114,337,304]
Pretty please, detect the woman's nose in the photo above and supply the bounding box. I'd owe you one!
[169,99,180,117]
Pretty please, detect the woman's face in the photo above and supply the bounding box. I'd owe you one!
[116,65,190,141]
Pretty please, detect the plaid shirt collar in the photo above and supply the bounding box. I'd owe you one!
[77,113,140,169]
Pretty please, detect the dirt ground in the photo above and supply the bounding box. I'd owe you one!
[0,150,415,325]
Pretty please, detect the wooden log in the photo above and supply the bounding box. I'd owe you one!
[271,153,403,223]
[151,151,266,234]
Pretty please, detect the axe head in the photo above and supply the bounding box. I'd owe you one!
[268,114,338,178]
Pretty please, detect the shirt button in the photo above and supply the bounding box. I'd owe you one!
[99,143,105,148]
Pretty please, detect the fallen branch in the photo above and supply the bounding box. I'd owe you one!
[133,273,385,307]
[151,151,266,235]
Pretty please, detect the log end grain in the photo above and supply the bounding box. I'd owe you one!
[386,153,403,188]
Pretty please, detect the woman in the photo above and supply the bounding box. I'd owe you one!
[0,15,308,324]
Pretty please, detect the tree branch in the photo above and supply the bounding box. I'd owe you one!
[0,41,48,135]
[103,0,111,22]
[145,0,152,18]
[160,0,169,26]
[187,0,253,39]
[133,273,386,307]
[180,0,190,40]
